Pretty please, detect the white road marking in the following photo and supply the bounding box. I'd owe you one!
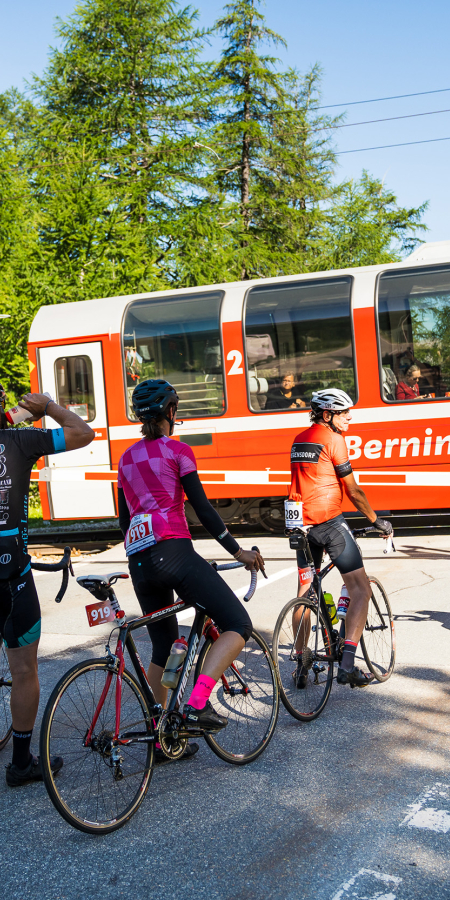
[176,566,297,623]
[401,783,450,832]
[331,868,402,900]
[235,566,297,598]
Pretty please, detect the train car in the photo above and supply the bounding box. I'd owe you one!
[27,239,450,530]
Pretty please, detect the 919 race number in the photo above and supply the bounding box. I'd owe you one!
[86,601,116,627]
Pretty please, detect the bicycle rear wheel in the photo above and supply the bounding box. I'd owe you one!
[360,577,395,681]
[195,630,279,765]
[272,596,334,722]
[40,659,154,834]
[0,637,12,751]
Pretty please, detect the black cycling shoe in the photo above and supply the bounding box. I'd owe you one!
[6,754,64,787]
[292,660,308,689]
[154,742,200,765]
[183,700,227,732]
[336,666,374,688]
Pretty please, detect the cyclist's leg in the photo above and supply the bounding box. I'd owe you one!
[128,551,178,707]
[319,517,372,679]
[1,570,41,772]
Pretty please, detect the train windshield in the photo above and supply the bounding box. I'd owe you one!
[123,292,225,419]
[378,266,450,402]
[244,277,355,412]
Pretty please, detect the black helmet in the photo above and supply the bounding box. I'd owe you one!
[132,379,179,421]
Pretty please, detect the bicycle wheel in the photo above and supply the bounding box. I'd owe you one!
[272,596,334,722]
[40,659,154,834]
[360,577,395,682]
[195,630,279,765]
[0,637,12,751]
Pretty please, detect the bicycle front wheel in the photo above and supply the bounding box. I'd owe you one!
[195,630,279,765]
[360,577,395,681]
[40,659,154,834]
[272,596,334,722]
[0,637,12,751]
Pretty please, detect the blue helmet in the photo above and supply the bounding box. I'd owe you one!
[131,379,179,421]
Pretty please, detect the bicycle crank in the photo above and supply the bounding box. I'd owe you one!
[158,711,188,760]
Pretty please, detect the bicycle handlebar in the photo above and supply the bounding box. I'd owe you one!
[351,525,395,553]
[213,546,261,602]
[30,546,74,603]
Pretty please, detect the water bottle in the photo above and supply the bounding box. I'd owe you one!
[337,585,350,620]
[323,592,338,625]
[6,392,52,425]
[161,637,188,690]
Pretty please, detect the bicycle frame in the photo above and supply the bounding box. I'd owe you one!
[289,531,338,666]
[83,596,228,748]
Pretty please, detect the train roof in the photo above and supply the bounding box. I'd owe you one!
[28,239,450,345]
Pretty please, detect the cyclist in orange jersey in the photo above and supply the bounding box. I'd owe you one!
[289,389,393,688]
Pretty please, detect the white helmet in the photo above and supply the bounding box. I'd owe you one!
[311,389,353,412]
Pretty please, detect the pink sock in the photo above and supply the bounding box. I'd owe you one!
[186,674,217,710]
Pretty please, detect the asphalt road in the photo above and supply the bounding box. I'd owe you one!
[2,534,450,900]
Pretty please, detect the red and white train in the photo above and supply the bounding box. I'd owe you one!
[28,239,450,529]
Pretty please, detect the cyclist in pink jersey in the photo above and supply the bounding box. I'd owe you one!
[118,379,264,761]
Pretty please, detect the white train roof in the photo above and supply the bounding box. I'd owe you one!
[28,240,450,344]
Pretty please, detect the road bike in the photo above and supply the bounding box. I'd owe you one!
[39,554,279,834]
[0,547,73,753]
[272,526,395,723]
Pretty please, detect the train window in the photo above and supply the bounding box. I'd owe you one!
[244,277,355,411]
[54,355,95,422]
[123,292,225,419]
[377,266,450,402]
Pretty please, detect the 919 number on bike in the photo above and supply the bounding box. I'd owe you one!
[85,601,116,627]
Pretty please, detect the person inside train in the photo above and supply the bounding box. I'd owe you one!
[265,372,306,411]
[117,378,264,763]
[395,365,432,401]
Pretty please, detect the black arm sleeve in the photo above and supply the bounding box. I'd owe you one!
[181,471,240,556]
[118,487,131,538]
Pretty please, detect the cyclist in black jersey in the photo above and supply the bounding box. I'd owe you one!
[0,389,94,786]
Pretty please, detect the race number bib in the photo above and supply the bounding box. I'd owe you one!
[284,500,304,529]
[125,513,157,557]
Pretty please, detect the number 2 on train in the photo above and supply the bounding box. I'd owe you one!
[227,350,243,375]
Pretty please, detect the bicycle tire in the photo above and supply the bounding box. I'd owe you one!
[0,637,12,751]
[272,596,334,722]
[195,629,279,765]
[40,659,154,834]
[360,577,395,682]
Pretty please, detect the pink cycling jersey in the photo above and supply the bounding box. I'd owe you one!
[117,435,197,544]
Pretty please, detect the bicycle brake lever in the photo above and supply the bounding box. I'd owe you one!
[251,545,267,579]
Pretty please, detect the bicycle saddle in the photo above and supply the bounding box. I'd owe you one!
[77,572,129,601]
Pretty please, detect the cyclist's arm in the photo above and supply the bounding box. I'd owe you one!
[19,394,94,451]
[117,487,131,538]
[181,471,240,556]
[340,472,377,523]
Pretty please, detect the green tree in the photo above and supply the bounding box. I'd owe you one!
[31,0,212,301]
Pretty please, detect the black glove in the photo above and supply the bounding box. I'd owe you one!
[373,517,393,535]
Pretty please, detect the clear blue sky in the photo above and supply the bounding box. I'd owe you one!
[1,0,449,244]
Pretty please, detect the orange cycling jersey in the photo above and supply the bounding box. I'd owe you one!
[289,422,353,526]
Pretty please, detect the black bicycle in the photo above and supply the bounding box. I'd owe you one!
[272,527,395,723]
[39,553,279,834]
[0,547,73,753]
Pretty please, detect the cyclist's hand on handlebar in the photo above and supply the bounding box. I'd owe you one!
[239,549,265,574]
[373,516,393,536]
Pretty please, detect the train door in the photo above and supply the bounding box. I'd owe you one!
[38,341,116,519]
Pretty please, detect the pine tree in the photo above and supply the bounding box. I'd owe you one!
[32,0,212,301]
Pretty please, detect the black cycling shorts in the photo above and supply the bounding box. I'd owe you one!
[296,514,363,576]
[0,568,41,649]
[128,538,253,668]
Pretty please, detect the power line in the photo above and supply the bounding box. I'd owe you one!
[337,135,450,154]
[314,87,450,110]
[334,107,450,130]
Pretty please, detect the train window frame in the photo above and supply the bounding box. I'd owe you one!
[375,263,450,405]
[242,274,358,414]
[121,290,227,422]
[54,354,96,422]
